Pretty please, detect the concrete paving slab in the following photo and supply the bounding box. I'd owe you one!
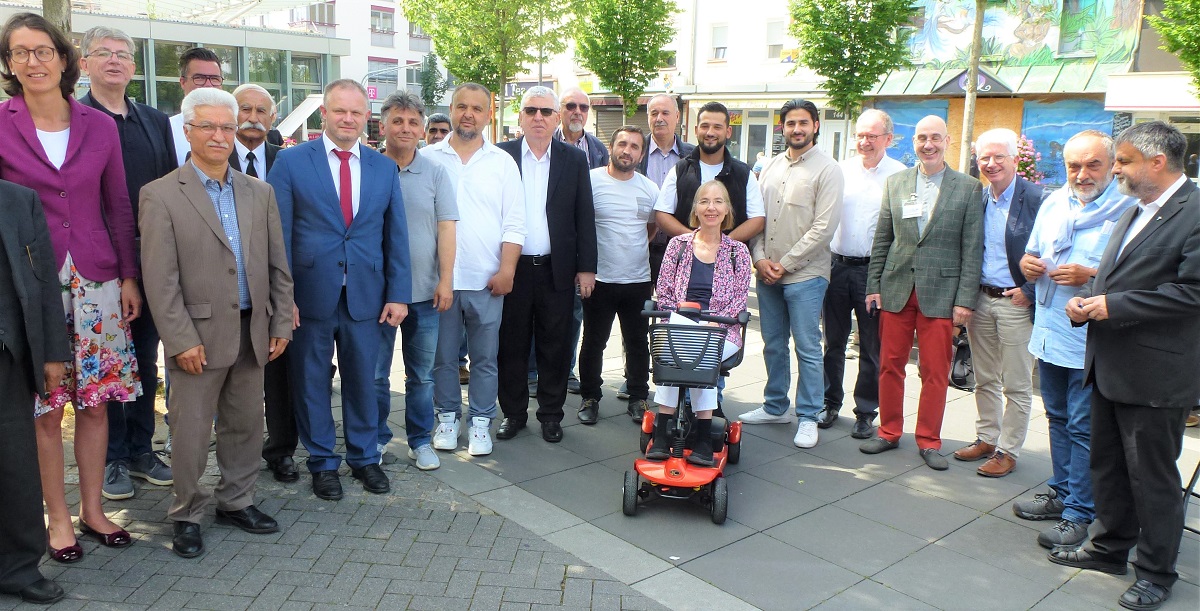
[748,453,885,503]
[472,486,583,537]
[765,505,930,577]
[892,458,1038,513]
[723,472,824,530]
[804,433,926,480]
[517,462,625,522]
[933,514,1077,588]
[543,523,674,584]
[874,544,1054,610]
[553,417,643,462]
[810,578,938,611]
[680,533,860,610]
[632,568,758,611]
[469,433,592,483]
[833,481,980,542]
[591,505,755,565]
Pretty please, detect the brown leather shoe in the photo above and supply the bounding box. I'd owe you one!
[977,451,1016,477]
[953,439,996,461]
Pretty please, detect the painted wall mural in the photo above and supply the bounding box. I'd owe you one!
[909,0,1141,68]
[1021,99,1114,186]
[874,100,951,166]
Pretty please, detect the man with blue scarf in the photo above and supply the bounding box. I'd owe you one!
[1010,130,1135,549]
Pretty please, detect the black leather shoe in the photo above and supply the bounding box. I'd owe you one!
[816,407,838,429]
[172,521,204,558]
[350,464,390,494]
[541,421,563,443]
[311,470,343,500]
[1047,546,1127,575]
[496,417,526,440]
[578,399,599,425]
[18,578,64,604]
[266,456,299,483]
[216,505,279,534]
[851,416,875,439]
[627,400,647,424]
[1119,579,1171,610]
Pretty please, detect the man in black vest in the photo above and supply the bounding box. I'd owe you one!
[78,25,177,502]
[228,84,296,483]
[653,102,765,245]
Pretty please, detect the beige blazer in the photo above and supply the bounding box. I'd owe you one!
[139,165,294,369]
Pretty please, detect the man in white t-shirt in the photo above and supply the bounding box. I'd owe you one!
[578,126,660,425]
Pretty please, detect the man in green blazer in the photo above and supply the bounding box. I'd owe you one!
[860,115,983,470]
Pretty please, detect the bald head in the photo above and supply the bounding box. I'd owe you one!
[1063,131,1115,203]
[913,115,950,174]
[559,88,591,138]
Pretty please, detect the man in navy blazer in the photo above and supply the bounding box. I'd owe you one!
[1052,121,1200,611]
[953,128,1043,478]
[495,86,597,443]
[267,79,411,501]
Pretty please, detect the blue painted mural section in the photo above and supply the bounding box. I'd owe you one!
[1021,99,1113,186]
[875,99,949,167]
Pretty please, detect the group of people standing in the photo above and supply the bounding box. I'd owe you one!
[0,11,1196,611]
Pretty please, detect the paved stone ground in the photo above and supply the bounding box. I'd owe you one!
[16,290,1200,610]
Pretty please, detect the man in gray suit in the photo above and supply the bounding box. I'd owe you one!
[140,88,295,558]
[861,115,983,470]
[0,180,69,604]
[1051,121,1200,611]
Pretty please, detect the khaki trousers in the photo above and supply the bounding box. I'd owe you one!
[966,290,1035,456]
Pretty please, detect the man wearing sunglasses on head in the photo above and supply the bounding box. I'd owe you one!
[169,47,224,167]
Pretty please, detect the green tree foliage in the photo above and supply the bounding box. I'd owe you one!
[1150,0,1200,92]
[403,0,579,130]
[576,0,677,118]
[418,53,448,111]
[787,0,915,116]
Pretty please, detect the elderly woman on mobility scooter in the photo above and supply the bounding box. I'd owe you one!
[646,180,752,466]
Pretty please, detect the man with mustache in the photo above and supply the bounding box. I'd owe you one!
[77,25,176,501]
[140,87,295,557]
[226,84,299,484]
[1013,130,1135,549]
[860,115,983,471]
[952,128,1043,478]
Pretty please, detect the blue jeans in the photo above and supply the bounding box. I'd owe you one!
[758,277,828,421]
[1039,360,1094,524]
[375,300,439,449]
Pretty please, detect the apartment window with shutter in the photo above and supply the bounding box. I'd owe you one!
[766,21,785,59]
[711,25,728,60]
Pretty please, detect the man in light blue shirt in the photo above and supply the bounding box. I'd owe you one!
[1010,130,1135,550]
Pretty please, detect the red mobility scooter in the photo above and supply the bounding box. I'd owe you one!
[622,301,750,524]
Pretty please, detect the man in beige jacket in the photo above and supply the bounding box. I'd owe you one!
[140,88,294,559]
[740,99,844,449]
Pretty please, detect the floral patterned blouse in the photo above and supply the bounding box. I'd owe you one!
[655,231,752,347]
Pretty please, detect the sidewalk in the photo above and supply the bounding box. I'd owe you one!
[24,294,1200,610]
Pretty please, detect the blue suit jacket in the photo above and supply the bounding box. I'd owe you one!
[267,138,411,321]
[996,177,1045,303]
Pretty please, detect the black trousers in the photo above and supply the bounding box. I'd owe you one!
[0,347,46,593]
[107,281,159,463]
[498,257,575,423]
[649,241,667,287]
[261,356,298,461]
[1087,388,1189,587]
[579,281,653,402]
[821,258,880,418]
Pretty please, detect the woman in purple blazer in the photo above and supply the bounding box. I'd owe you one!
[0,13,141,562]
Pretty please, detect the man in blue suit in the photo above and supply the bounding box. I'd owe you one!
[267,79,411,501]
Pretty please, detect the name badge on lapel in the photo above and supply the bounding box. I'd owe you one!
[902,193,921,219]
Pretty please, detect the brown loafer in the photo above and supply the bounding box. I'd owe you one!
[953,439,996,461]
[977,451,1016,477]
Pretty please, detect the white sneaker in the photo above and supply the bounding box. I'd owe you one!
[738,406,794,424]
[468,417,492,456]
[794,420,819,448]
[407,444,441,470]
[431,412,460,450]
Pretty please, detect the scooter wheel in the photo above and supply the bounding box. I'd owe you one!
[622,471,639,516]
[639,430,651,454]
[726,436,741,465]
[710,477,728,524]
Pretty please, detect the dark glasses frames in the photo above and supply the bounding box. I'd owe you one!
[523,106,555,117]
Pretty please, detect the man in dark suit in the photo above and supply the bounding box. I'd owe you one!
[268,79,411,500]
[861,115,984,471]
[953,128,1043,478]
[1050,121,1200,611]
[77,25,178,501]
[229,84,296,483]
[495,86,597,443]
[0,181,69,604]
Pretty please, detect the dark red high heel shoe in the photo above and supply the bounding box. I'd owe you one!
[79,520,132,548]
[47,533,83,563]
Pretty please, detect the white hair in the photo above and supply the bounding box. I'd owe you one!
[521,85,558,108]
[232,83,277,115]
[182,87,239,125]
[975,128,1019,157]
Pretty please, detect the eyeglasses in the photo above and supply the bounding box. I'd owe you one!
[88,49,135,63]
[186,122,237,136]
[564,102,589,113]
[978,154,1010,164]
[855,133,885,142]
[523,106,555,117]
[188,73,224,86]
[914,134,946,144]
[8,46,57,64]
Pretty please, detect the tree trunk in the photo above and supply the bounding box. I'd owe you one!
[958,0,985,173]
[43,0,70,33]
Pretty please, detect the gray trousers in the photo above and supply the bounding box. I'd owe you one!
[434,289,503,420]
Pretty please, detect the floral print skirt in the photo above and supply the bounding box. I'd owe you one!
[34,253,142,418]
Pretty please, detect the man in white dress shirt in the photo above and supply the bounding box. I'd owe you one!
[169,47,224,167]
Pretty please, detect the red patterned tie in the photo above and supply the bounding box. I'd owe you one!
[335,149,353,227]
